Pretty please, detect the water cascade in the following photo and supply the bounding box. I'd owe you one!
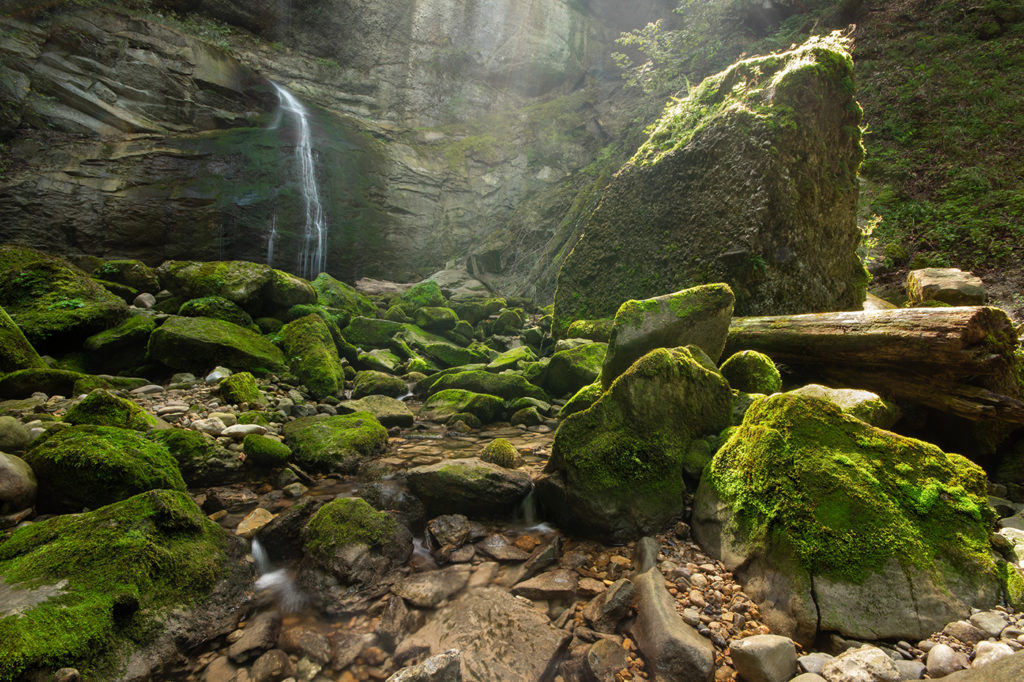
[271,82,327,279]
[266,213,277,266]
[251,537,305,612]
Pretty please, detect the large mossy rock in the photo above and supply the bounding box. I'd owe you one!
[147,316,286,374]
[23,425,185,513]
[693,393,1002,644]
[352,370,408,399]
[601,284,735,389]
[542,347,732,542]
[147,427,244,487]
[283,412,388,473]
[0,489,242,680]
[543,342,607,398]
[406,458,533,517]
[0,245,128,352]
[0,304,45,373]
[553,36,867,332]
[312,273,376,321]
[63,389,160,432]
[92,259,160,293]
[719,349,782,395]
[420,389,505,424]
[279,314,346,399]
[82,315,157,375]
[156,260,314,316]
[177,295,256,330]
[425,369,548,402]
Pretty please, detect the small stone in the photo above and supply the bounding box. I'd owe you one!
[730,634,797,682]
[969,610,1009,638]
[578,578,607,598]
[203,656,237,682]
[228,611,280,663]
[130,384,164,395]
[798,653,834,675]
[133,292,156,308]
[249,648,294,682]
[192,417,227,436]
[893,659,925,680]
[386,649,460,681]
[681,608,701,628]
[586,639,629,682]
[512,569,578,601]
[943,620,988,645]
[209,411,238,427]
[972,640,1014,668]
[223,423,269,439]
[236,508,276,538]
[283,482,308,498]
[206,367,233,384]
[925,643,968,678]
[821,645,899,682]
[278,624,332,664]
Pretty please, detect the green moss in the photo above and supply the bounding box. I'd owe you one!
[481,438,521,468]
[63,389,159,432]
[303,497,397,561]
[491,308,525,336]
[218,372,266,406]
[236,411,271,427]
[146,427,241,487]
[83,315,156,353]
[91,259,159,293]
[0,303,45,373]
[999,561,1024,611]
[341,316,406,349]
[560,381,604,418]
[282,412,388,473]
[420,389,504,424]
[178,296,256,330]
[312,273,376,318]
[352,370,407,399]
[426,369,548,402]
[278,314,345,399]
[0,490,227,680]
[544,343,607,398]
[0,369,86,399]
[242,434,290,468]
[565,318,614,342]
[147,316,286,374]
[22,425,185,513]
[413,306,458,332]
[395,281,445,313]
[156,260,271,313]
[486,346,538,372]
[706,393,995,584]
[719,350,782,394]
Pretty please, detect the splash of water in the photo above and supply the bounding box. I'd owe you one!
[251,537,306,612]
[266,213,278,266]
[271,82,327,280]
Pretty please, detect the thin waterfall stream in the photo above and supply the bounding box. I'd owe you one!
[271,82,327,280]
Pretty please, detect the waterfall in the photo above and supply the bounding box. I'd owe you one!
[251,537,306,612]
[266,213,277,266]
[271,82,327,280]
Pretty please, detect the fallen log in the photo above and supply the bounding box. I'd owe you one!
[725,306,1024,425]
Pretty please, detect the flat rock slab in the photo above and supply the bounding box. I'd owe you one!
[406,458,532,517]
[907,268,985,306]
[396,586,570,682]
[630,568,714,682]
[392,565,472,608]
[512,569,578,601]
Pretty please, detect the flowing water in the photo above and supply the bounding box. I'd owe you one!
[271,82,327,280]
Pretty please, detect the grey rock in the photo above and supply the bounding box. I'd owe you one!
[906,268,985,306]
[475,534,530,562]
[278,624,332,664]
[407,458,532,518]
[0,416,30,451]
[203,656,237,682]
[821,645,899,682]
[0,451,37,513]
[630,568,713,681]
[427,514,471,549]
[249,648,294,682]
[634,536,660,574]
[969,610,1009,638]
[800,653,835,675]
[944,620,988,645]
[512,569,578,601]
[582,578,635,634]
[941,650,1024,680]
[227,611,280,663]
[222,423,268,439]
[730,634,797,682]
[789,384,901,429]
[926,643,969,678]
[972,641,1014,668]
[392,565,471,608]
[585,638,629,682]
[339,395,415,428]
[376,595,410,651]
[395,587,569,680]
[133,292,157,308]
[387,649,461,682]
[893,659,925,680]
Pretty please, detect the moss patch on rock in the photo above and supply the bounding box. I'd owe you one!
[147,315,286,374]
[426,369,548,402]
[420,389,505,425]
[303,497,397,560]
[312,273,376,319]
[0,490,228,680]
[544,342,607,398]
[242,434,290,468]
[218,371,266,406]
[146,428,243,487]
[481,438,522,468]
[63,389,159,432]
[565,318,614,342]
[395,280,445,313]
[283,412,388,473]
[720,350,782,394]
[23,425,185,513]
[178,296,256,330]
[0,303,45,373]
[352,371,407,399]
[279,314,345,399]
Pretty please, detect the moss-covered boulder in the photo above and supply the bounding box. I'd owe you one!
[789,384,901,429]
[266,269,316,311]
[147,427,244,487]
[560,381,604,419]
[23,425,186,513]
[426,370,548,402]
[178,296,256,330]
[82,315,157,374]
[342,316,406,349]
[0,245,128,352]
[406,458,533,517]
[451,298,506,325]
[242,433,291,467]
[279,314,346,399]
[0,368,87,399]
[565,318,614,342]
[63,389,159,432]
[283,412,388,473]
[92,259,160,293]
[601,284,735,389]
[480,438,523,468]
[147,316,286,374]
[693,393,1002,643]
[0,489,240,680]
[492,308,524,336]
[542,347,732,541]
[395,280,446,313]
[0,304,45,373]
[301,497,412,585]
[312,273,376,319]
[339,395,414,429]
[413,306,459,332]
[358,348,403,374]
[719,350,782,394]
[156,260,270,311]
[420,389,505,424]
[486,346,537,372]
[553,36,868,332]
[218,371,267,406]
[544,342,607,398]
[352,370,408,399]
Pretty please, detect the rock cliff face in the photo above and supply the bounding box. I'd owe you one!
[0,0,674,284]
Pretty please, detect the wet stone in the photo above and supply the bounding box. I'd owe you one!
[476,534,529,562]
[392,565,472,608]
[512,569,578,601]
[427,514,471,548]
[228,611,280,663]
[278,624,332,664]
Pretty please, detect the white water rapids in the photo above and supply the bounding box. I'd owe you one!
[271,82,327,280]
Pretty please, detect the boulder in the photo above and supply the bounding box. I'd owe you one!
[178,295,256,330]
[630,568,714,682]
[789,384,900,429]
[339,395,415,428]
[342,316,406,349]
[82,315,157,374]
[420,389,505,424]
[279,314,346,399]
[730,635,797,682]
[0,490,245,681]
[601,284,735,388]
[479,438,522,468]
[387,649,461,682]
[352,371,409,399]
[157,260,313,316]
[283,413,388,473]
[92,259,160,293]
[0,451,36,513]
[395,281,446,313]
[0,304,45,373]
[395,587,569,680]
[392,565,472,608]
[544,342,607,398]
[693,393,1003,644]
[23,425,186,513]
[486,346,538,372]
[242,434,291,467]
[63,389,160,432]
[560,381,603,419]
[218,372,267,406]
[406,458,533,517]
[542,347,732,541]
[0,245,128,353]
[565,318,614,342]
[414,307,459,332]
[147,316,286,374]
[312,273,376,320]
[553,36,867,331]
[907,268,986,306]
[820,646,899,682]
[0,416,31,452]
[425,369,547,402]
[147,428,244,487]
[719,350,782,394]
